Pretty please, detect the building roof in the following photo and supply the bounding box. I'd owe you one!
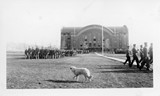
[61,25,128,35]
[61,27,82,34]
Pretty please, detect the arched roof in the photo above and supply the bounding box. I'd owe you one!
[77,24,114,36]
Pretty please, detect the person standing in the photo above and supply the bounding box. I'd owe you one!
[35,47,40,59]
[139,42,150,70]
[130,44,139,68]
[148,43,153,64]
[139,45,144,63]
[123,46,131,66]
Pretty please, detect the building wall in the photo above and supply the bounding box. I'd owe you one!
[75,28,113,49]
[61,24,128,51]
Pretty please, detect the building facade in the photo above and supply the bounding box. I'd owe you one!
[61,24,129,52]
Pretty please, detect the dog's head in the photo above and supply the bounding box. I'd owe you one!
[70,66,76,70]
[70,66,76,72]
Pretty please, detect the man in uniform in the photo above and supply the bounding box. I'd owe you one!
[39,47,44,59]
[139,42,150,70]
[35,47,40,59]
[123,46,131,67]
[139,45,144,63]
[25,48,29,59]
[130,44,139,68]
[148,43,153,64]
[31,47,36,59]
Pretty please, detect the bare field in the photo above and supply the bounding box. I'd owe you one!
[7,52,153,89]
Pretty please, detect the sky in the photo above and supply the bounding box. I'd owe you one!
[1,0,160,49]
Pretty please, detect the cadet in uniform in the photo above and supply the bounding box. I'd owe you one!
[28,47,32,59]
[35,47,40,59]
[148,43,153,64]
[123,46,131,66]
[139,45,144,63]
[139,42,150,70]
[130,44,139,68]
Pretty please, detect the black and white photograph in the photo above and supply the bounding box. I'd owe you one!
[0,0,160,96]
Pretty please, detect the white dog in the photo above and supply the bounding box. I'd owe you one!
[70,66,92,82]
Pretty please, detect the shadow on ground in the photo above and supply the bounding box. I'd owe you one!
[44,80,82,83]
[97,64,139,69]
[100,70,152,73]
[97,65,153,73]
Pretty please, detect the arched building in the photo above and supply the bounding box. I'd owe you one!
[61,24,129,52]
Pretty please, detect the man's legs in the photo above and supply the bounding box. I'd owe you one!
[139,58,146,70]
[146,58,150,70]
[123,57,128,65]
[130,57,135,67]
[128,57,131,65]
[135,56,139,68]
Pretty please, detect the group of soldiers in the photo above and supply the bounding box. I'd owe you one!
[123,42,153,71]
[24,47,77,59]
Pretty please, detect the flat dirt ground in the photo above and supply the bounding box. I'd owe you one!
[7,52,153,89]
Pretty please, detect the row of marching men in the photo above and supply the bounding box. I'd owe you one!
[123,42,153,71]
[24,47,77,59]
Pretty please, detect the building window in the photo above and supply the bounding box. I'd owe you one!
[93,43,96,47]
[93,36,96,41]
[85,36,87,41]
[89,43,92,47]
[66,33,69,35]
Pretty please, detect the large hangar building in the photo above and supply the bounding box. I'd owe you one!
[60,24,129,52]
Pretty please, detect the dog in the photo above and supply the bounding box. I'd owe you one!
[70,66,92,82]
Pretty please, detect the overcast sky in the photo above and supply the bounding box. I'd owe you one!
[1,0,160,48]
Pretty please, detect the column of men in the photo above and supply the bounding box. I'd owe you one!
[123,42,153,71]
[24,47,77,59]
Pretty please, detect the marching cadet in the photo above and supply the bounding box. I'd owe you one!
[130,44,139,68]
[123,46,131,66]
[39,47,44,59]
[49,49,55,59]
[148,43,153,64]
[139,45,144,63]
[27,47,32,59]
[35,47,40,59]
[139,42,150,70]
[24,46,79,59]
[55,50,58,59]
[24,49,29,59]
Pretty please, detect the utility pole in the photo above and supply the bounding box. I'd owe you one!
[102,25,104,55]
[74,27,75,50]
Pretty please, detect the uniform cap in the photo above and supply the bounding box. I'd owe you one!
[144,42,147,45]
